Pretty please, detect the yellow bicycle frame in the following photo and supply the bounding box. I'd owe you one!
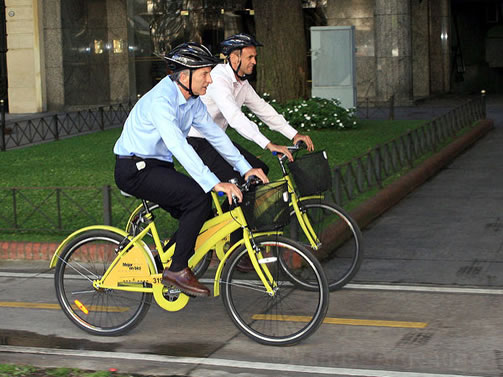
[50,193,279,302]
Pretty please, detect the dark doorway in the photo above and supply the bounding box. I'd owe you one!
[451,0,503,94]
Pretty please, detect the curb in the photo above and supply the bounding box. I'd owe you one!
[349,119,495,230]
[0,119,495,261]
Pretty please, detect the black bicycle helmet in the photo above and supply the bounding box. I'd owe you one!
[220,34,263,80]
[220,33,263,56]
[163,42,221,97]
[165,42,221,71]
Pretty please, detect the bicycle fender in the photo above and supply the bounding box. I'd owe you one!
[213,239,244,297]
[48,225,156,271]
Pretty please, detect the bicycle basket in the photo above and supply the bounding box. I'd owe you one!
[288,150,331,196]
[241,180,290,232]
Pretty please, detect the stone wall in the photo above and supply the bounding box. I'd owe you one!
[5,0,46,113]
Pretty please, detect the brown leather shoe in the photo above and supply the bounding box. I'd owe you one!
[162,267,210,297]
[236,254,255,273]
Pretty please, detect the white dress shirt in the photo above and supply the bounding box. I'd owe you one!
[188,63,298,149]
[114,75,252,193]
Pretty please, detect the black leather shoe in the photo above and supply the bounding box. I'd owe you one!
[161,267,210,297]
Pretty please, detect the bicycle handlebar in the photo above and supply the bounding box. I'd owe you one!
[216,175,263,201]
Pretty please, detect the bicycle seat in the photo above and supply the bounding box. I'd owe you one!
[120,190,134,198]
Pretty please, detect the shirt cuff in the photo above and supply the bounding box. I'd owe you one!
[201,173,221,193]
[254,133,271,149]
[235,158,253,176]
[282,126,298,141]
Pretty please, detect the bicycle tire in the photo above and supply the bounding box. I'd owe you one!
[220,235,329,346]
[126,202,212,278]
[54,229,152,336]
[285,199,363,291]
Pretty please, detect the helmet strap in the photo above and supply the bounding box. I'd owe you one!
[174,70,198,98]
[229,53,247,80]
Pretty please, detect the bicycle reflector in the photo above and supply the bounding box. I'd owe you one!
[74,299,89,315]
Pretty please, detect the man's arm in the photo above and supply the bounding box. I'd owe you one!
[151,98,221,193]
[192,101,254,176]
[205,75,272,149]
[244,86,314,153]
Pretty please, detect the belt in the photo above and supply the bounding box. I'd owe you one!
[116,155,143,161]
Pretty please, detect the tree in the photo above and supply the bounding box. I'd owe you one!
[252,0,308,102]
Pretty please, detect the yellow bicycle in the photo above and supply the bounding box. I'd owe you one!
[126,144,363,290]
[50,179,329,346]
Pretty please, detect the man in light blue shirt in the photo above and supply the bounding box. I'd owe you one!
[114,43,268,297]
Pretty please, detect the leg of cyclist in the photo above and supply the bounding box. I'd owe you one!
[187,137,268,271]
[115,157,212,296]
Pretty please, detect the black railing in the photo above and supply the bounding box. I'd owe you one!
[331,96,485,205]
[0,102,133,151]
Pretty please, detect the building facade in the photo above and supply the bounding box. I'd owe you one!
[2,0,502,113]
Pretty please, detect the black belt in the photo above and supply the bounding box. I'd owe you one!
[116,155,143,161]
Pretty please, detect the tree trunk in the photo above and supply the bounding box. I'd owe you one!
[253,0,307,102]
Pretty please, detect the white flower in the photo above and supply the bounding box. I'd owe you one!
[301,123,304,127]
[294,108,298,112]
[353,121,357,125]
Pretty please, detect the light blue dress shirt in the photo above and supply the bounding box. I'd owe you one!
[114,75,252,193]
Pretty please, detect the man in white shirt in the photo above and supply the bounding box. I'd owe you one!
[114,42,268,296]
[187,34,313,271]
[187,33,314,185]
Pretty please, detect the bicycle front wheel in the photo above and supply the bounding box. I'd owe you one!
[54,229,152,336]
[221,235,329,346]
[286,199,363,290]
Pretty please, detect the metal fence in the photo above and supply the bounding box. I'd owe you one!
[330,96,486,206]
[0,101,133,151]
[0,185,140,232]
[0,96,486,232]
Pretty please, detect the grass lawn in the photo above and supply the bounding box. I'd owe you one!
[0,119,423,187]
[0,119,424,242]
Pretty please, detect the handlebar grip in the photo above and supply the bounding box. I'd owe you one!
[295,140,307,149]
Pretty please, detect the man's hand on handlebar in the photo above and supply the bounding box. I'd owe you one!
[213,182,243,205]
[293,133,314,152]
[266,143,294,162]
[244,168,269,184]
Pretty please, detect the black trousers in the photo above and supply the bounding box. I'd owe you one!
[114,156,212,272]
[187,137,270,245]
[187,137,269,183]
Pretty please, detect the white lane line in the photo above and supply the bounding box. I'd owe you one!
[344,283,503,295]
[2,271,502,295]
[0,345,488,377]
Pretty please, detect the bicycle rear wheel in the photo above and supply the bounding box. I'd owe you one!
[286,199,363,290]
[54,229,152,336]
[220,235,329,346]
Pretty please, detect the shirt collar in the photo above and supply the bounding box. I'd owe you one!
[223,63,246,86]
[168,76,189,107]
